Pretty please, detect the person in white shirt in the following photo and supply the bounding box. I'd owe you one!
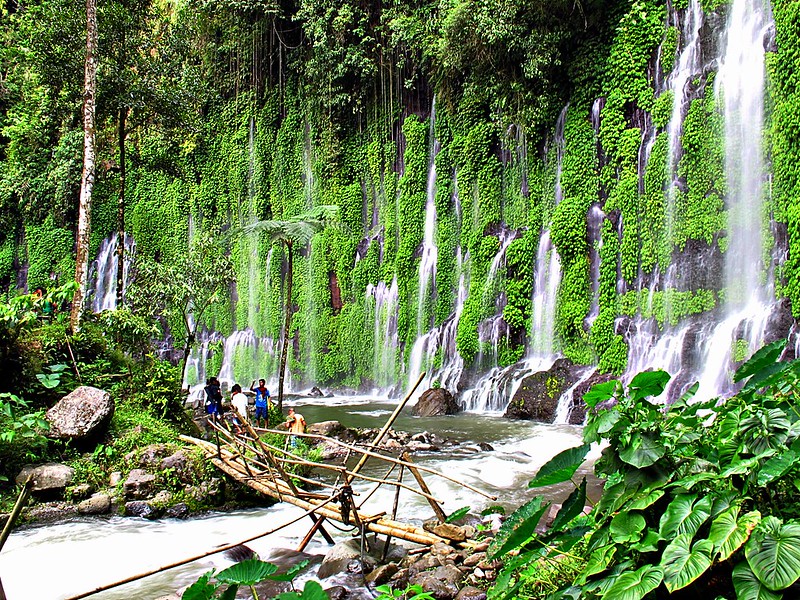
[230,384,249,433]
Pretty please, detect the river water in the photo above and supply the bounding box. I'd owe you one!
[0,395,597,600]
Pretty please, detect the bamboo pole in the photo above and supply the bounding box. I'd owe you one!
[347,371,425,482]
[382,464,404,562]
[206,454,445,545]
[242,420,300,496]
[63,494,337,600]
[0,477,32,553]
[401,452,447,523]
[182,430,497,501]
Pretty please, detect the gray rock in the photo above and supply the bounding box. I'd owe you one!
[16,463,75,496]
[318,539,377,579]
[505,358,584,423]
[109,471,123,486]
[455,586,487,600]
[160,450,190,477]
[45,386,114,440]
[408,553,444,577]
[123,469,156,500]
[69,483,93,500]
[428,522,467,542]
[413,388,461,417]
[164,502,190,519]
[151,490,173,506]
[307,420,346,437]
[410,564,463,599]
[463,552,486,568]
[139,444,170,468]
[77,493,111,515]
[365,563,399,586]
[125,500,160,519]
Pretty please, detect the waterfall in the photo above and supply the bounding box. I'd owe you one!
[246,116,260,331]
[530,230,561,359]
[89,232,135,313]
[416,98,440,337]
[586,204,605,326]
[367,277,399,389]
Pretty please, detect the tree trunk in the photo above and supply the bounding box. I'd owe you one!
[278,241,293,413]
[115,106,126,307]
[70,0,98,332]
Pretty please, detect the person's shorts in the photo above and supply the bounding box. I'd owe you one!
[206,403,218,415]
[255,405,268,419]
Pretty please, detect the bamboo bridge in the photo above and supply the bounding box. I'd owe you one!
[183,374,497,552]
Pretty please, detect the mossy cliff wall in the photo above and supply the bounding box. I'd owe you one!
[0,0,794,391]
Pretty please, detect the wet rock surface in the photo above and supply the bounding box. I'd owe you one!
[505,358,585,422]
[413,388,462,416]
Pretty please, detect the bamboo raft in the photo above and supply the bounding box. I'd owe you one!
[183,374,496,551]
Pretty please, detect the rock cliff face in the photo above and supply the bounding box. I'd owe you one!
[504,359,585,423]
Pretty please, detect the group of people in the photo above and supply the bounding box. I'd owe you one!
[202,377,306,444]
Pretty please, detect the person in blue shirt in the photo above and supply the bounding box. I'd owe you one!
[250,378,271,428]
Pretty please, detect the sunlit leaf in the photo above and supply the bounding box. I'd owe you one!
[583,380,619,408]
[733,339,787,383]
[610,512,646,543]
[745,516,800,590]
[628,370,670,402]
[661,534,713,592]
[216,559,278,586]
[659,494,712,539]
[732,562,783,600]
[529,444,591,488]
[487,496,549,560]
[619,432,665,468]
[181,571,217,600]
[709,507,761,561]
[758,451,798,487]
[601,564,663,600]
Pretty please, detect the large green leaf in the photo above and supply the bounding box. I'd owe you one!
[745,517,800,590]
[578,544,617,584]
[627,488,665,510]
[758,451,799,487]
[181,571,217,600]
[628,370,671,402]
[659,494,713,539]
[611,512,646,543]
[740,361,796,397]
[583,380,620,408]
[601,565,663,600]
[529,444,591,488]
[619,432,665,468]
[631,529,661,553]
[274,580,330,600]
[551,479,587,531]
[709,508,761,561]
[487,496,549,559]
[733,339,787,382]
[267,560,311,582]
[661,533,714,592]
[732,562,783,600]
[216,559,278,586]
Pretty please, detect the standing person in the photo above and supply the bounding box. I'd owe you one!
[231,384,249,433]
[204,377,223,419]
[250,379,271,428]
[285,407,306,448]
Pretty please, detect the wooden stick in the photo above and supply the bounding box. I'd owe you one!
[297,515,328,553]
[348,371,425,482]
[0,477,32,553]
[243,420,300,496]
[63,494,338,600]
[402,452,447,523]
[382,464,404,562]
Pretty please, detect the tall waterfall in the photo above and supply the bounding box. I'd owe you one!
[89,232,135,313]
[367,278,399,390]
[417,98,440,337]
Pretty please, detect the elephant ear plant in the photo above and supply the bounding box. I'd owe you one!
[182,558,327,600]
[488,340,800,599]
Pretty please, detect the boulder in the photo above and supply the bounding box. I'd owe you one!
[69,483,93,500]
[455,586,487,600]
[123,469,156,500]
[161,451,193,483]
[409,564,463,599]
[317,538,405,580]
[125,500,161,519]
[504,358,584,423]
[164,503,190,519]
[308,386,325,397]
[16,463,74,497]
[413,388,461,417]
[307,420,346,437]
[365,563,399,586]
[45,386,114,441]
[77,493,111,515]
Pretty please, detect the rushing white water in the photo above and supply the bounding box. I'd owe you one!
[530,230,561,359]
[416,100,440,337]
[367,278,399,389]
[89,232,135,313]
[0,405,592,600]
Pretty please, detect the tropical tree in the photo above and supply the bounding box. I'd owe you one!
[242,205,340,412]
[70,0,99,332]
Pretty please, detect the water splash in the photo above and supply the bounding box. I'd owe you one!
[89,232,135,313]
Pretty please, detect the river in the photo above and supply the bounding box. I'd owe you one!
[0,394,598,600]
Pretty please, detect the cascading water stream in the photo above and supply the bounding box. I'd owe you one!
[89,232,135,313]
[416,99,440,337]
[367,277,399,390]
